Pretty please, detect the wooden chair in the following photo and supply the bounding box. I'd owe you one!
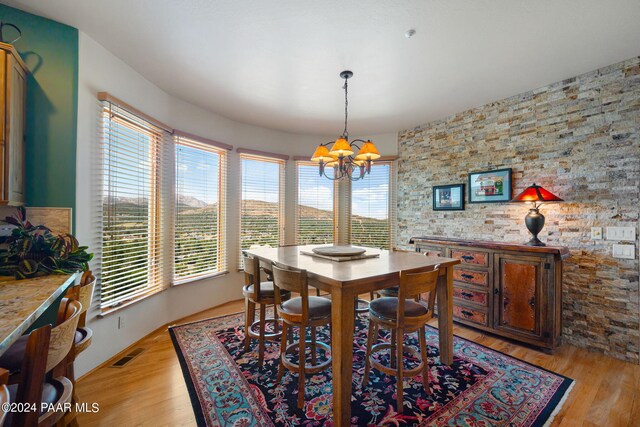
[242,252,291,368]
[271,263,332,409]
[0,369,8,427]
[3,298,82,427]
[363,265,440,413]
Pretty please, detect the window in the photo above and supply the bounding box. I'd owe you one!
[99,100,169,309]
[174,135,227,283]
[295,161,335,244]
[350,162,395,249]
[239,153,285,256]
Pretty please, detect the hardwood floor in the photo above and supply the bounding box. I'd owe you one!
[75,299,640,427]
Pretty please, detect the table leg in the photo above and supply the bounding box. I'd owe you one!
[331,287,355,427]
[436,265,454,365]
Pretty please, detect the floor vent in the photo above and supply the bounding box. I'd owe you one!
[110,347,145,368]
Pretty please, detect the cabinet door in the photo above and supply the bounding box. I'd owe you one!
[494,254,545,338]
[5,53,26,204]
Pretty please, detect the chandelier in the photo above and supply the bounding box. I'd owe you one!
[310,70,380,181]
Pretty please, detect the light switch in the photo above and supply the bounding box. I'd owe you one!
[612,244,635,259]
[606,227,636,242]
[591,227,602,240]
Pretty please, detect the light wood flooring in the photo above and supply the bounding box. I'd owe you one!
[75,299,640,427]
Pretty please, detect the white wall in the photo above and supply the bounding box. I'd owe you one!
[75,32,397,376]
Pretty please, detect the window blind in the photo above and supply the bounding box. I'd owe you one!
[350,162,395,249]
[99,101,170,309]
[239,153,285,260]
[295,161,336,244]
[174,135,227,283]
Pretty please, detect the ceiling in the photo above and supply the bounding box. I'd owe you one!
[4,0,640,136]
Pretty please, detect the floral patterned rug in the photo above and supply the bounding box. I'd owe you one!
[169,312,573,427]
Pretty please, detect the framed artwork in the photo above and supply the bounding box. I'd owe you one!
[433,184,465,211]
[468,168,512,203]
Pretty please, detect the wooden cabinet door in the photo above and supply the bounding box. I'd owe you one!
[494,254,545,338]
[5,53,26,204]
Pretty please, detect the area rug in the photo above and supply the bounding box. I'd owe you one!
[169,312,573,427]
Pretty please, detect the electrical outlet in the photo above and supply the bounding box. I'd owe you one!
[591,227,602,240]
[606,226,636,242]
[118,316,125,330]
[612,244,635,259]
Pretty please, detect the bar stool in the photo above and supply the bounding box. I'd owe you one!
[0,369,8,427]
[271,263,332,409]
[363,265,440,413]
[242,252,291,368]
[3,298,82,427]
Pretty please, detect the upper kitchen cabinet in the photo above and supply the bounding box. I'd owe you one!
[0,42,27,206]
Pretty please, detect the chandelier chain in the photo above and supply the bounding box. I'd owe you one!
[343,78,348,138]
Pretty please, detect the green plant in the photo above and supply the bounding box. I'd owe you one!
[0,207,93,279]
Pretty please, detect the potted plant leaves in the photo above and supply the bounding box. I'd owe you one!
[0,207,93,279]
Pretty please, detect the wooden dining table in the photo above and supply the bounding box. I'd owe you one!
[244,245,460,427]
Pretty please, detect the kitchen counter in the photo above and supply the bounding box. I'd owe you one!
[0,272,79,355]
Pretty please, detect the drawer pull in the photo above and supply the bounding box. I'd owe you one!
[494,288,499,295]
[461,273,474,280]
[461,255,474,261]
[529,297,536,309]
[461,291,474,299]
[461,310,473,318]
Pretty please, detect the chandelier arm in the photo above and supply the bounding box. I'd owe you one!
[348,166,367,181]
[320,166,343,181]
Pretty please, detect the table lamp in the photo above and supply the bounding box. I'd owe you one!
[510,183,563,246]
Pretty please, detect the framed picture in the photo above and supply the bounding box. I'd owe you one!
[433,184,465,211]
[468,168,512,203]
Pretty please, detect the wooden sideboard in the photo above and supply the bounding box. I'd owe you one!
[411,236,570,352]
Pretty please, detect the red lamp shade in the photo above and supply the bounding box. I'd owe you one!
[511,184,563,203]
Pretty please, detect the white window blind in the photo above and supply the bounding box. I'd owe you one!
[239,153,285,258]
[99,101,170,309]
[350,162,395,249]
[295,161,335,244]
[174,136,227,283]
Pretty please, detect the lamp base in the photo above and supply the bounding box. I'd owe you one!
[525,236,546,246]
[524,208,546,247]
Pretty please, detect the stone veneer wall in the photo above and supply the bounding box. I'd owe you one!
[397,57,640,363]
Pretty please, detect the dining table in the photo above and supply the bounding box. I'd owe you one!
[244,245,460,427]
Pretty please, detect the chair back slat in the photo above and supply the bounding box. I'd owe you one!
[396,265,440,326]
[46,299,82,372]
[271,263,308,295]
[78,278,96,316]
[271,263,309,320]
[242,252,262,299]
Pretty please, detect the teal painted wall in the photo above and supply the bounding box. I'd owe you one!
[0,5,78,213]
[0,5,78,330]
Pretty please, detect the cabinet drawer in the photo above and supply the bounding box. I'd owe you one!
[416,244,445,257]
[453,304,488,326]
[450,249,489,267]
[453,286,488,307]
[453,268,489,287]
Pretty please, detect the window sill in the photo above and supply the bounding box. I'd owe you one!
[172,271,229,286]
[98,287,163,317]
[98,272,230,317]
